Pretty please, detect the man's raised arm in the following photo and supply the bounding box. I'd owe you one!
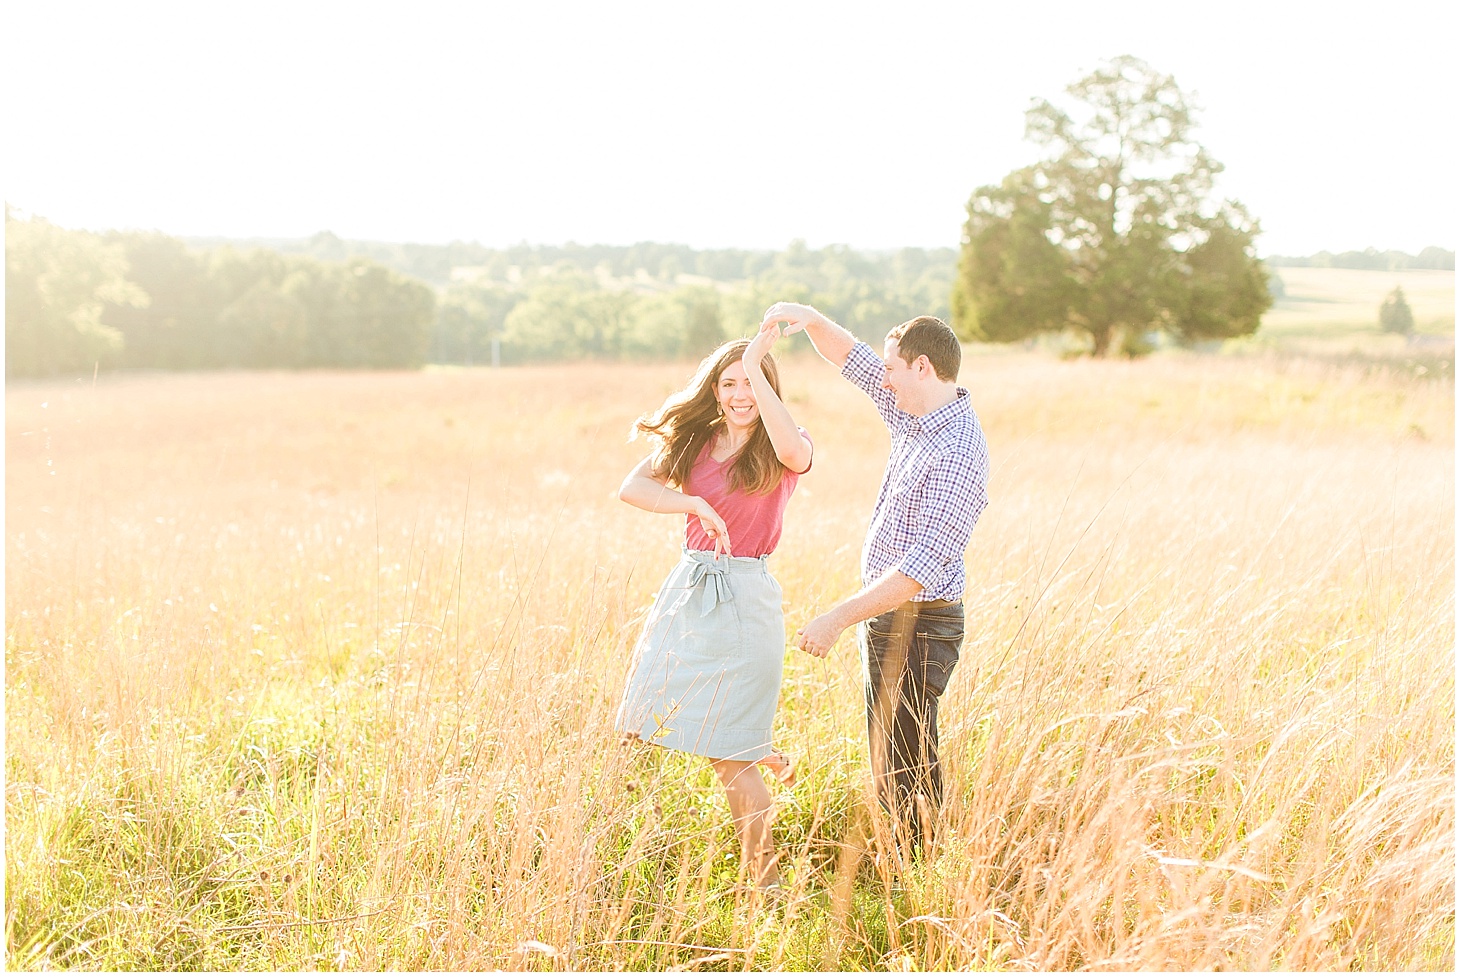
[761,302,857,369]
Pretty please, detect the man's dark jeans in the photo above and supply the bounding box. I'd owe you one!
[859,600,964,854]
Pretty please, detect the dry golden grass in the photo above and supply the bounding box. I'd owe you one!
[5,346,1454,970]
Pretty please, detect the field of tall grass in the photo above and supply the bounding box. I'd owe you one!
[5,343,1454,970]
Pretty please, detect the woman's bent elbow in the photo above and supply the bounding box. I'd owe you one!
[778,452,812,475]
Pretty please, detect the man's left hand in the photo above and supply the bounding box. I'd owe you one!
[762,301,824,337]
[796,611,846,659]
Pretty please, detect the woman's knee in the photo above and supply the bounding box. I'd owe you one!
[710,757,755,786]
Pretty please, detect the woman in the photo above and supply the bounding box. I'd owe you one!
[615,322,812,891]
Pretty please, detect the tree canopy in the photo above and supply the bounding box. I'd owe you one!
[953,56,1272,356]
[1379,286,1415,336]
[5,211,142,377]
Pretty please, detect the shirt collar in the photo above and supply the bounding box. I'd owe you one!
[908,386,971,435]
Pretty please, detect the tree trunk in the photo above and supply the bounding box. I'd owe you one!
[1090,324,1113,357]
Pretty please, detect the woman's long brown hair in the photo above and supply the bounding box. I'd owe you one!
[632,339,787,495]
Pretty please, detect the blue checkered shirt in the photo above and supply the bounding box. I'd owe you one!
[842,341,990,602]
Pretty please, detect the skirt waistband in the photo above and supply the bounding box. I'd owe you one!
[681,547,770,573]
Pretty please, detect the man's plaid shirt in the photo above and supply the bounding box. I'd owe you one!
[842,342,990,602]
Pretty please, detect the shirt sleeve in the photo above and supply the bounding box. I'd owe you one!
[894,438,990,590]
[840,341,906,432]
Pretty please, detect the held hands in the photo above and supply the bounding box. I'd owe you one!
[693,497,732,556]
[795,611,847,659]
[761,302,825,337]
[743,319,780,365]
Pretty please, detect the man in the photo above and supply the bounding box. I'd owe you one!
[761,301,989,853]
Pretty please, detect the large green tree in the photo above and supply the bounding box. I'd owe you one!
[953,56,1272,356]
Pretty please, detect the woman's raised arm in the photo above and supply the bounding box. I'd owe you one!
[743,325,813,474]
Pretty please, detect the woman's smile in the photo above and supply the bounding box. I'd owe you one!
[716,361,760,426]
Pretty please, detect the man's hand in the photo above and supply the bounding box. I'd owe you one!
[795,610,847,659]
[760,300,855,368]
[794,571,926,658]
[762,302,826,338]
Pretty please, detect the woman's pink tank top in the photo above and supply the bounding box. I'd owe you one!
[681,429,811,558]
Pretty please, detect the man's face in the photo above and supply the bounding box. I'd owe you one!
[881,338,919,411]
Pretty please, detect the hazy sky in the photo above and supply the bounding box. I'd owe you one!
[4,0,1455,256]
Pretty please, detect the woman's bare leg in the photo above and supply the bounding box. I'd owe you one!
[710,758,780,888]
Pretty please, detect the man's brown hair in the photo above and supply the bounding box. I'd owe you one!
[887,316,961,382]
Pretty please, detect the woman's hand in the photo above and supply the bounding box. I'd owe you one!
[761,302,823,337]
[743,320,780,366]
[693,497,732,556]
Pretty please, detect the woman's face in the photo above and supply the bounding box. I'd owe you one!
[714,360,759,431]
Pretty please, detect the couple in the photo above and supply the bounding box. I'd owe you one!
[615,301,990,890]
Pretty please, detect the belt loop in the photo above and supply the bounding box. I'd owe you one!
[906,597,960,611]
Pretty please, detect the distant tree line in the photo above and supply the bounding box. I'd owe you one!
[184,231,795,289]
[187,231,959,361]
[6,211,435,378]
[438,238,957,363]
[6,207,957,377]
[8,195,1451,378]
[1267,247,1454,271]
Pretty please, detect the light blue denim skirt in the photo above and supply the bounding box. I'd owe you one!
[615,548,785,761]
